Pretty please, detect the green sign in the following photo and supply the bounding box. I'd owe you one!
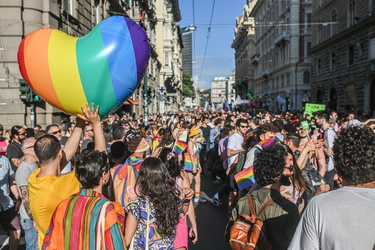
[305,103,326,116]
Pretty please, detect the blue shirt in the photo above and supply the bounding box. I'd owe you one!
[0,156,15,211]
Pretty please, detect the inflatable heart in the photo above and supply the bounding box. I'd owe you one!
[18,16,150,118]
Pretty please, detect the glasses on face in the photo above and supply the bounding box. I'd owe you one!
[51,130,62,135]
[240,126,249,128]
[86,129,93,132]
[25,145,34,149]
[284,166,294,171]
[19,132,26,136]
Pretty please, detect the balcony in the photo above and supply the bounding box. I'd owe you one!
[274,30,290,46]
[262,68,271,78]
[251,54,260,65]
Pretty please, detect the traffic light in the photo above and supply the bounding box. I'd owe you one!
[19,79,42,103]
[19,79,31,102]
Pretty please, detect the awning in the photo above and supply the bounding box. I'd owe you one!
[123,98,139,105]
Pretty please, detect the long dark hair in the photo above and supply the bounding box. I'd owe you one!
[135,157,181,236]
[279,144,307,192]
[159,147,183,179]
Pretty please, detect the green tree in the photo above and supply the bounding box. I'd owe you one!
[182,74,195,97]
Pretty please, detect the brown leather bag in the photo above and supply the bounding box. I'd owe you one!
[229,195,273,250]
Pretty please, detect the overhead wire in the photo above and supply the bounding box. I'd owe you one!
[199,0,216,86]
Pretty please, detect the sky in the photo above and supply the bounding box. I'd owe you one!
[178,0,247,90]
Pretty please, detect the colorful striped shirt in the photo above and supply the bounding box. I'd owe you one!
[42,189,126,250]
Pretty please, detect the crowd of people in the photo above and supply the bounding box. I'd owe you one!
[0,104,374,249]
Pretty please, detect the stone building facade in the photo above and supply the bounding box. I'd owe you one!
[250,0,312,111]
[211,77,227,104]
[232,1,256,100]
[154,0,182,113]
[310,0,375,113]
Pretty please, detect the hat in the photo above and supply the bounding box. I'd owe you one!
[189,127,201,137]
[128,136,150,153]
[260,138,280,149]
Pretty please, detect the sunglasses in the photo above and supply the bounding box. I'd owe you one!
[284,166,294,171]
[19,132,26,136]
[240,126,249,128]
[51,130,62,135]
[86,129,93,132]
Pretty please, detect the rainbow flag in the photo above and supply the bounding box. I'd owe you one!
[183,153,198,171]
[183,153,193,171]
[234,166,255,191]
[172,140,187,155]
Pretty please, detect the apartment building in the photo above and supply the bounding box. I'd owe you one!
[249,0,312,111]
[310,0,375,112]
[232,1,256,100]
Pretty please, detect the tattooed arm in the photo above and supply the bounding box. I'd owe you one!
[19,186,33,220]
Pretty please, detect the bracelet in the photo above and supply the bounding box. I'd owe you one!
[183,203,190,206]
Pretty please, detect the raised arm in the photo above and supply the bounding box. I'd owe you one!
[77,103,106,153]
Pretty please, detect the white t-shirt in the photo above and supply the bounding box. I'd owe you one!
[289,186,375,250]
[227,132,244,167]
[324,128,337,171]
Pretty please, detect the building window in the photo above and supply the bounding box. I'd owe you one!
[318,0,323,7]
[303,71,310,84]
[64,0,73,14]
[164,52,169,66]
[370,38,375,59]
[331,10,337,36]
[372,0,375,15]
[164,26,169,39]
[349,1,356,27]
[331,53,336,71]
[317,59,322,75]
[348,45,354,65]
[306,42,312,57]
[317,22,322,43]
[306,14,312,31]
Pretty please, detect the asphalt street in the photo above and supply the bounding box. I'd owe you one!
[189,175,231,250]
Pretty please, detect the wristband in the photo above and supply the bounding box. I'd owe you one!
[183,203,190,206]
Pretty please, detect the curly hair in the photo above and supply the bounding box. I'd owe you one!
[135,157,181,236]
[333,127,375,185]
[253,144,287,187]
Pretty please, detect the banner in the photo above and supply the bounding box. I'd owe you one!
[305,103,326,116]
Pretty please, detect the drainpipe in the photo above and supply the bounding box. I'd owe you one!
[295,61,300,110]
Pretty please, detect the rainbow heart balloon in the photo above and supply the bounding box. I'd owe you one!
[18,16,150,118]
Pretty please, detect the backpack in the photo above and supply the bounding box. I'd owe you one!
[229,195,273,250]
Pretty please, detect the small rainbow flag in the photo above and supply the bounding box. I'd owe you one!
[172,140,188,155]
[234,166,255,191]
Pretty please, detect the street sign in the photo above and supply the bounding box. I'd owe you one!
[158,87,166,93]
[166,93,178,97]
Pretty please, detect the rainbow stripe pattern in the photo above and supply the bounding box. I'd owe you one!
[18,16,150,118]
[183,153,198,171]
[260,138,280,149]
[172,140,188,155]
[234,166,255,191]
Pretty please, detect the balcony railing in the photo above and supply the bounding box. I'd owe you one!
[262,68,271,78]
[274,30,290,45]
[251,54,260,65]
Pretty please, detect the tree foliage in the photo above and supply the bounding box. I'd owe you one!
[182,74,195,97]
